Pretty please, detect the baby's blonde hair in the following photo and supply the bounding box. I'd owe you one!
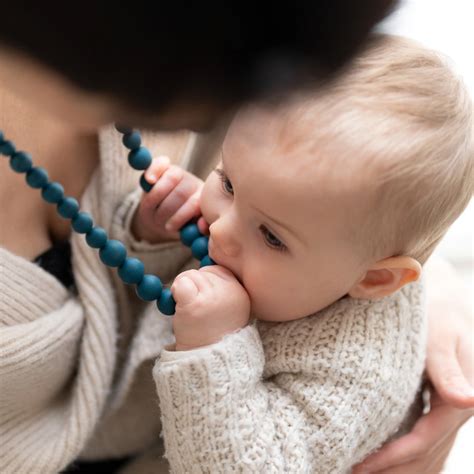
[285,34,473,264]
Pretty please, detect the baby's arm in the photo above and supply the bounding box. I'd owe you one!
[153,267,426,473]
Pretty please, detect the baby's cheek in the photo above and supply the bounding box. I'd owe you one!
[246,270,294,322]
[199,180,219,224]
[248,265,325,322]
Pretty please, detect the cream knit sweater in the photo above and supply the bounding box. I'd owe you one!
[0,126,427,474]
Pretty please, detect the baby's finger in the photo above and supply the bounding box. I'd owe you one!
[172,269,212,297]
[144,155,170,185]
[173,269,197,286]
[172,276,199,306]
[153,172,200,226]
[199,265,238,283]
[165,188,202,232]
[141,166,184,212]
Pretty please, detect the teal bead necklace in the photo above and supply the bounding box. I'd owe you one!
[0,125,215,315]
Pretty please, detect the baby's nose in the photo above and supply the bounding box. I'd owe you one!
[209,220,241,258]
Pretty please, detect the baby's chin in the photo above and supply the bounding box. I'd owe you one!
[249,304,312,324]
[250,296,338,323]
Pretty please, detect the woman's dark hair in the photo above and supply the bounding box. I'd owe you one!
[0,2,398,114]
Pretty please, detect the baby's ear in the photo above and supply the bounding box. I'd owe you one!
[348,256,422,300]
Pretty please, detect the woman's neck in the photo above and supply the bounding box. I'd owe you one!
[0,84,99,169]
[0,84,100,250]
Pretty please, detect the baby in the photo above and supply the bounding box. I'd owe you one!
[132,35,473,472]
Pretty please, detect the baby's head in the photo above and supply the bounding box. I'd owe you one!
[200,34,473,322]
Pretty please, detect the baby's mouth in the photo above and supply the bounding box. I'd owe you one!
[207,239,221,265]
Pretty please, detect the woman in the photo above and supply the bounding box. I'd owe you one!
[0,2,472,473]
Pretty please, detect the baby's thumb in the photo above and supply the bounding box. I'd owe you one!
[171,276,199,306]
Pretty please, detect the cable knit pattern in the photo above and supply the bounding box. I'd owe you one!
[154,282,426,474]
[0,126,196,473]
[0,125,427,473]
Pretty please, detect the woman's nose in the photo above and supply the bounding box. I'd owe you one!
[209,214,241,257]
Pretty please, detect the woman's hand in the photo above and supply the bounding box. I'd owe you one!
[171,265,251,351]
[353,256,474,473]
[132,156,204,243]
[352,392,472,474]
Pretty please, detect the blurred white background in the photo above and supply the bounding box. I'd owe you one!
[381,1,473,472]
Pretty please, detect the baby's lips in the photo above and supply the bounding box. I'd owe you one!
[197,217,210,235]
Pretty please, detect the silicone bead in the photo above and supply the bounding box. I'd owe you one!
[26,167,49,188]
[86,226,108,248]
[41,182,65,203]
[57,197,80,219]
[158,288,176,316]
[122,131,142,150]
[139,173,153,192]
[10,152,32,173]
[136,274,162,301]
[128,147,152,170]
[72,212,94,233]
[115,124,133,134]
[191,236,209,260]
[0,140,15,156]
[180,223,201,247]
[200,255,215,268]
[118,257,145,284]
[99,239,127,267]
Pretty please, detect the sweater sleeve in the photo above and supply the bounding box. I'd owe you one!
[153,282,426,474]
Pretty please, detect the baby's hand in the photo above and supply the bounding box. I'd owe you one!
[132,156,204,243]
[171,266,251,351]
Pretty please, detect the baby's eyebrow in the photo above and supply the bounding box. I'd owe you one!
[222,146,306,247]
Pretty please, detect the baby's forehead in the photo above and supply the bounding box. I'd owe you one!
[226,105,378,193]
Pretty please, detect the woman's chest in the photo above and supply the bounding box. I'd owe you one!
[0,159,53,260]
[0,136,99,260]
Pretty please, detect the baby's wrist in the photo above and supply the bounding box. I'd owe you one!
[174,333,226,351]
[174,340,214,351]
[174,343,198,351]
[174,324,249,352]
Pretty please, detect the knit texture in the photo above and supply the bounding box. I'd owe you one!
[0,127,194,473]
[0,126,427,473]
[154,283,426,474]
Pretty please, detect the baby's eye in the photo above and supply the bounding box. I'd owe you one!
[259,225,287,252]
[222,176,233,195]
[215,168,234,195]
